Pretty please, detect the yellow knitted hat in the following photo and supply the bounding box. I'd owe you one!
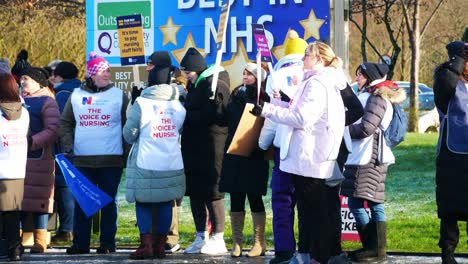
[284,30,308,56]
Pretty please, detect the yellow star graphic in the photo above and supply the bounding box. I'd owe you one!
[172,32,207,64]
[222,39,252,90]
[159,16,182,46]
[300,9,325,41]
[271,28,293,61]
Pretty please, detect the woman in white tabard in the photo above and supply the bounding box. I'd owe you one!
[0,73,29,261]
[60,52,129,254]
[123,51,186,260]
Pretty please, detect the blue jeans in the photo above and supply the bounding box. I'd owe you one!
[35,213,48,229]
[135,202,172,235]
[72,167,122,250]
[55,186,75,233]
[348,197,385,227]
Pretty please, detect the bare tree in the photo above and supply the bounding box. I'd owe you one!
[399,0,446,132]
[349,0,402,79]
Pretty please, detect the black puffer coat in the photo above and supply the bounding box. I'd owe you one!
[433,57,468,219]
[341,85,406,203]
[218,85,269,195]
[182,68,230,200]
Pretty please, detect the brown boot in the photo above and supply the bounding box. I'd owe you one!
[247,212,266,257]
[230,211,245,257]
[30,229,48,253]
[348,223,370,260]
[129,234,153,259]
[153,234,167,259]
[355,221,387,262]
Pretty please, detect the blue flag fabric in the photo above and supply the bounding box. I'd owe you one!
[55,154,113,218]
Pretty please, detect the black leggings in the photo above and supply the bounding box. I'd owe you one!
[230,192,265,213]
[0,211,21,249]
[189,197,225,233]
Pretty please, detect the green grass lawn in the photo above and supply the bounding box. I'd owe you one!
[83,133,468,253]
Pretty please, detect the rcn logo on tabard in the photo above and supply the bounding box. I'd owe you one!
[82,97,92,105]
[286,75,298,87]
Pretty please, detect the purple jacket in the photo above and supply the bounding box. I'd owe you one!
[22,89,60,214]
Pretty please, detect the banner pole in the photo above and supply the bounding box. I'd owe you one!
[210,1,231,100]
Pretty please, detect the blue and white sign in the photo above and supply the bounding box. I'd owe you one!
[86,0,330,71]
[55,154,113,218]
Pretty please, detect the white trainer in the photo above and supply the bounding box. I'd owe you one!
[200,236,228,255]
[184,236,206,254]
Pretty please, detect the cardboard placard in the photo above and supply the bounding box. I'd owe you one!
[227,103,265,157]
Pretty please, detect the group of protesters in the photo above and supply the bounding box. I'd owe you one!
[0,31,467,264]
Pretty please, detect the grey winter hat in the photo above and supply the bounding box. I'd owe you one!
[244,63,267,82]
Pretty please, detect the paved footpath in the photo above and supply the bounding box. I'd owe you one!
[1,249,467,264]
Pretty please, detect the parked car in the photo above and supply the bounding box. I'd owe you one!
[350,81,439,133]
[350,81,435,111]
[395,81,435,111]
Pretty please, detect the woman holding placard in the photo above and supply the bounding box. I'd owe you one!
[250,41,347,264]
[219,63,270,258]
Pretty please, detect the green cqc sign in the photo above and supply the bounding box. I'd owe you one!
[97,1,151,30]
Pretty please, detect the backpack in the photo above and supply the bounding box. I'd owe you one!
[383,103,407,148]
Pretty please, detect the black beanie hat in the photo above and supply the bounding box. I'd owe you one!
[147,51,172,67]
[21,67,49,87]
[180,47,207,72]
[11,49,31,76]
[147,51,172,86]
[446,41,468,62]
[54,61,79,79]
[357,62,389,82]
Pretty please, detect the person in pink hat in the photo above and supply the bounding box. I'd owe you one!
[60,51,129,254]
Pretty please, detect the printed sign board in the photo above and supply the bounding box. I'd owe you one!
[117,14,146,65]
[86,0,331,91]
[252,23,273,63]
[340,195,370,241]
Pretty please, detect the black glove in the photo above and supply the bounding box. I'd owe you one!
[446,55,466,76]
[260,91,270,103]
[250,101,264,117]
[279,90,291,103]
[131,86,142,104]
[63,149,74,158]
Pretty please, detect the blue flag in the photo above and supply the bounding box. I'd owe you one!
[55,154,113,218]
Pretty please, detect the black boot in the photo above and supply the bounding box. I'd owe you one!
[3,212,22,261]
[354,221,387,262]
[8,244,22,261]
[0,238,7,259]
[348,223,370,260]
[442,247,458,264]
